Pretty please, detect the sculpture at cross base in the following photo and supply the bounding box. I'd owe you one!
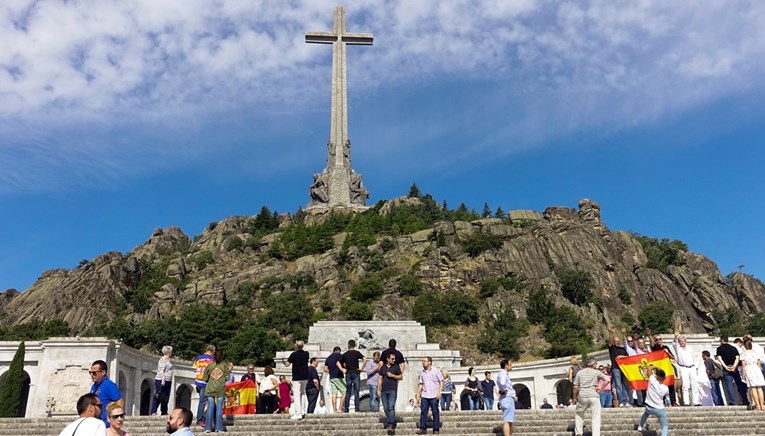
[305,6,371,210]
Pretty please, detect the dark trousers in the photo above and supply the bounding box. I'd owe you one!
[306,387,320,413]
[381,390,397,429]
[419,397,440,431]
[723,369,749,405]
[151,379,172,415]
[344,372,361,412]
[258,394,277,414]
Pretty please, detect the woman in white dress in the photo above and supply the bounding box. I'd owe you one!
[742,340,765,411]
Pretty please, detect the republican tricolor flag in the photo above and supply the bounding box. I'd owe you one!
[615,349,675,390]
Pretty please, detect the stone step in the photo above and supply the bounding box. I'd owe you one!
[2,407,764,436]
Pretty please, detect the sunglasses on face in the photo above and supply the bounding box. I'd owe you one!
[110,413,125,419]
[88,370,104,376]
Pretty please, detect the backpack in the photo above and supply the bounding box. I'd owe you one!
[711,360,724,380]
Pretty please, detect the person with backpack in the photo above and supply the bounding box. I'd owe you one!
[703,350,724,406]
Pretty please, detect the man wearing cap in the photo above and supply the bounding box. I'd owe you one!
[573,357,610,436]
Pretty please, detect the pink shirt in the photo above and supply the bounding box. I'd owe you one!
[418,367,445,399]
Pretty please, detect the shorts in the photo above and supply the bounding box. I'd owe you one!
[331,378,347,394]
[500,395,515,423]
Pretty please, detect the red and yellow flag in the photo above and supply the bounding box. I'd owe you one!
[615,350,676,390]
[224,379,257,415]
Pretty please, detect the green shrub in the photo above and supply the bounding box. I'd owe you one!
[747,312,765,336]
[618,286,632,305]
[412,291,478,327]
[460,229,503,257]
[477,307,528,359]
[555,267,595,306]
[638,301,674,333]
[350,276,384,301]
[379,238,396,252]
[341,301,374,320]
[479,274,525,298]
[225,236,244,252]
[398,274,423,296]
[443,291,479,325]
[227,325,285,367]
[235,282,259,307]
[0,341,25,417]
[194,250,214,270]
[264,291,314,339]
[712,306,746,337]
[634,234,688,273]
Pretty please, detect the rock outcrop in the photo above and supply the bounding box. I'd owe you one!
[3,199,764,356]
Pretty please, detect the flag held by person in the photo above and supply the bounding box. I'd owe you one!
[616,350,675,390]
[224,379,257,414]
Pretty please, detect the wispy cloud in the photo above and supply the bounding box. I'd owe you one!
[1,0,764,193]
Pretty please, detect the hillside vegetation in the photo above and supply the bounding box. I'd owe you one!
[2,190,765,365]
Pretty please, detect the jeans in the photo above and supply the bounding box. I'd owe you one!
[575,397,601,436]
[151,379,172,415]
[639,405,668,436]
[344,372,361,412]
[599,391,613,408]
[306,387,320,413]
[381,390,397,429]
[467,394,479,410]
[723,369,749,405]
[367,384,379,412]
[611,367,631,405]
[483,397,494,410]
[709,378,724,406]
[195,385,207,424]
[419,397,440,431]
[440,393,452,411]
[205,395,225,432]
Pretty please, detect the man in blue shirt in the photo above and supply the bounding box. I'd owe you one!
[89,360,122,427]
[324,346,346,413]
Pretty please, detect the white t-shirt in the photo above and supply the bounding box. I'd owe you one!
[59,417,107,436]
[314,405,327,414]
[644,374,669,409]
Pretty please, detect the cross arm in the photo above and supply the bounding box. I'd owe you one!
[306,32,338,44]
[342,32,373,45]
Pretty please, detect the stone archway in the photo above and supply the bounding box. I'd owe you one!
[556,379,574,407]
[514,383,531,409]
[175,384,192,410]
[0,370,31,417]
[140,379,153,416]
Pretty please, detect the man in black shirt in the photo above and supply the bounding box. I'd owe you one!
[607,330,632,407]
[380,339,407,372]
[716,335,749,406]
[341,339,367,413]
[378,353,403,435]
[306,357,321,413]
[283,339,310,419]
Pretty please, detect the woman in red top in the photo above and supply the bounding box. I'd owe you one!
[277,375,293,414]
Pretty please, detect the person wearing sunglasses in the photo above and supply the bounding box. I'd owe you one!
[58,393,106,436]
[106,402,129,436]
[89,360,123,427]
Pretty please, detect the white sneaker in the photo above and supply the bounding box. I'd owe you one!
[637,425,643,431]
[290,414,303,420]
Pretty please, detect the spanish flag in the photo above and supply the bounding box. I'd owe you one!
[615,350,676,390]
[224,379,257,415]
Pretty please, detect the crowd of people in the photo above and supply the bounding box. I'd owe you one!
[57,330,764,436]
[565,328,765,436]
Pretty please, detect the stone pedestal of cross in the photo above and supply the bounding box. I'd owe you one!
[306,6,371,210]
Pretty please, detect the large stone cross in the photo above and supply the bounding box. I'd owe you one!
[306,6,371,209]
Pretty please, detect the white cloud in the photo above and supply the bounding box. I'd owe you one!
[1,0,764,193]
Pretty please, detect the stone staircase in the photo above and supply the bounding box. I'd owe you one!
[2,407,765,435]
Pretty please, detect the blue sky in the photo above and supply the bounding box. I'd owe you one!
[1,0,764,292]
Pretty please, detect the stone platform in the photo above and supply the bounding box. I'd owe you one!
[1,407,764,435]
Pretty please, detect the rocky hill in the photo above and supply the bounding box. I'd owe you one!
[1,197,764,364]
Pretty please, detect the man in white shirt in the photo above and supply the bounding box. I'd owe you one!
[59,394,106,436]
[672,332,700,406]
[637,368,670,436]
[314,400,328,414]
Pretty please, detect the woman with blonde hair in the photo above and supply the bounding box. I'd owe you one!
[106,402,129,436]
[440,369,456,411]
[150,345,173,416]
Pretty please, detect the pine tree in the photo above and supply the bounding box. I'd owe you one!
[482,202,492,218]
[495,206,506,219]
[0,341,25,417]
[408,183,421,198]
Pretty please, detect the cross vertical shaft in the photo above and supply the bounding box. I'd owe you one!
[306,6,372,209]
